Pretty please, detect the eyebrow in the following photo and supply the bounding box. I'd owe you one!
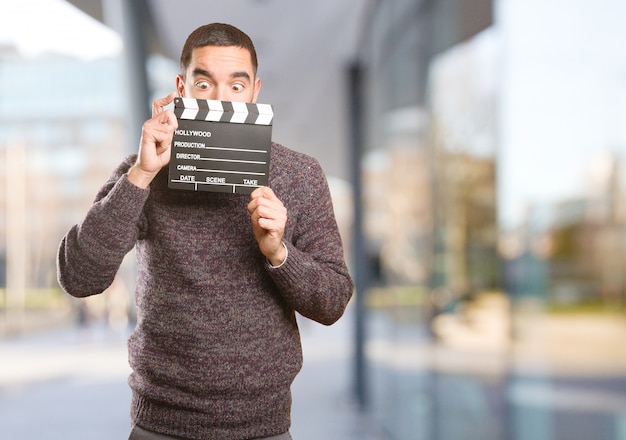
[192,68,251,81]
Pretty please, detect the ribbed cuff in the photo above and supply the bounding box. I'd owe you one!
[266,241,288,268]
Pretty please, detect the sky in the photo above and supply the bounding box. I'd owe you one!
[497,0,626,228]
[0,0,121,60]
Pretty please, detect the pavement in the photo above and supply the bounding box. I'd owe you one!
[0,304,386,440]
[7,293,626,440]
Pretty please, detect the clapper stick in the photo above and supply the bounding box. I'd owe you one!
[168,98,273,194]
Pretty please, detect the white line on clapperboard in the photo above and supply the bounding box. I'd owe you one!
[196,169,266,175]
[203,146,268,154]
[170,180,263,193]
[197,157,266,165]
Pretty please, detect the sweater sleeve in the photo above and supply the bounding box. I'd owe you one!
[57,157,149,298]
[266,159,354,325]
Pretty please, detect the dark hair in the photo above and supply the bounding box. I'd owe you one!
[180,23,258,76]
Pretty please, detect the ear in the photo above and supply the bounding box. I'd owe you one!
[251,77,261,103]
[176,74,185,97]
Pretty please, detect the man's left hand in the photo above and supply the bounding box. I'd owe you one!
[248,187,287,266]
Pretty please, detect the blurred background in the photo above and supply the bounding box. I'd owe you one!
[2,0,626,439]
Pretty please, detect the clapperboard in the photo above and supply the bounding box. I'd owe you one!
[168,97,273,194]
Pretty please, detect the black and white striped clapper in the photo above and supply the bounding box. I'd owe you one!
[168,97,273,194]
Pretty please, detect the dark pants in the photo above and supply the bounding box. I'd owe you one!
[128,425,293,440]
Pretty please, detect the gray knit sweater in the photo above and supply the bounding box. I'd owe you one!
[57,142,354,440]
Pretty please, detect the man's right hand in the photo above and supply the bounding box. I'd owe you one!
[127,92,178,189]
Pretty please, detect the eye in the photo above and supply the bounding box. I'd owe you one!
[232,83,244,92]
[195,80,210,90]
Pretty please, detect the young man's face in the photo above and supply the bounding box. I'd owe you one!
[176,45,261,103]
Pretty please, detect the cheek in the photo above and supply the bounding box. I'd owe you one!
[245,89,258,104]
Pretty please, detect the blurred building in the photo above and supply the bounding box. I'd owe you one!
[356,2,499,438]
[0,52,130,328]
[356,0,626,439]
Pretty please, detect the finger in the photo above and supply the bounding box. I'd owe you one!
[249,187,281,212]
[250,187,264,199]
[149,110,177,135]
[247,196,259,215]
[257,208,287,233]
[250,186,277,201]
[257,216,284,231]
[252,197,284,218]
[160,109,178,127]
[248,190,270,212]
[152,92,176,117]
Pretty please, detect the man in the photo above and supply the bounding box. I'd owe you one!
[57,23,353,440]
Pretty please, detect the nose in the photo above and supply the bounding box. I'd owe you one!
[213,86,228,102]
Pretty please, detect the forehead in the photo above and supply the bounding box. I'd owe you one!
[188,45,254,74]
